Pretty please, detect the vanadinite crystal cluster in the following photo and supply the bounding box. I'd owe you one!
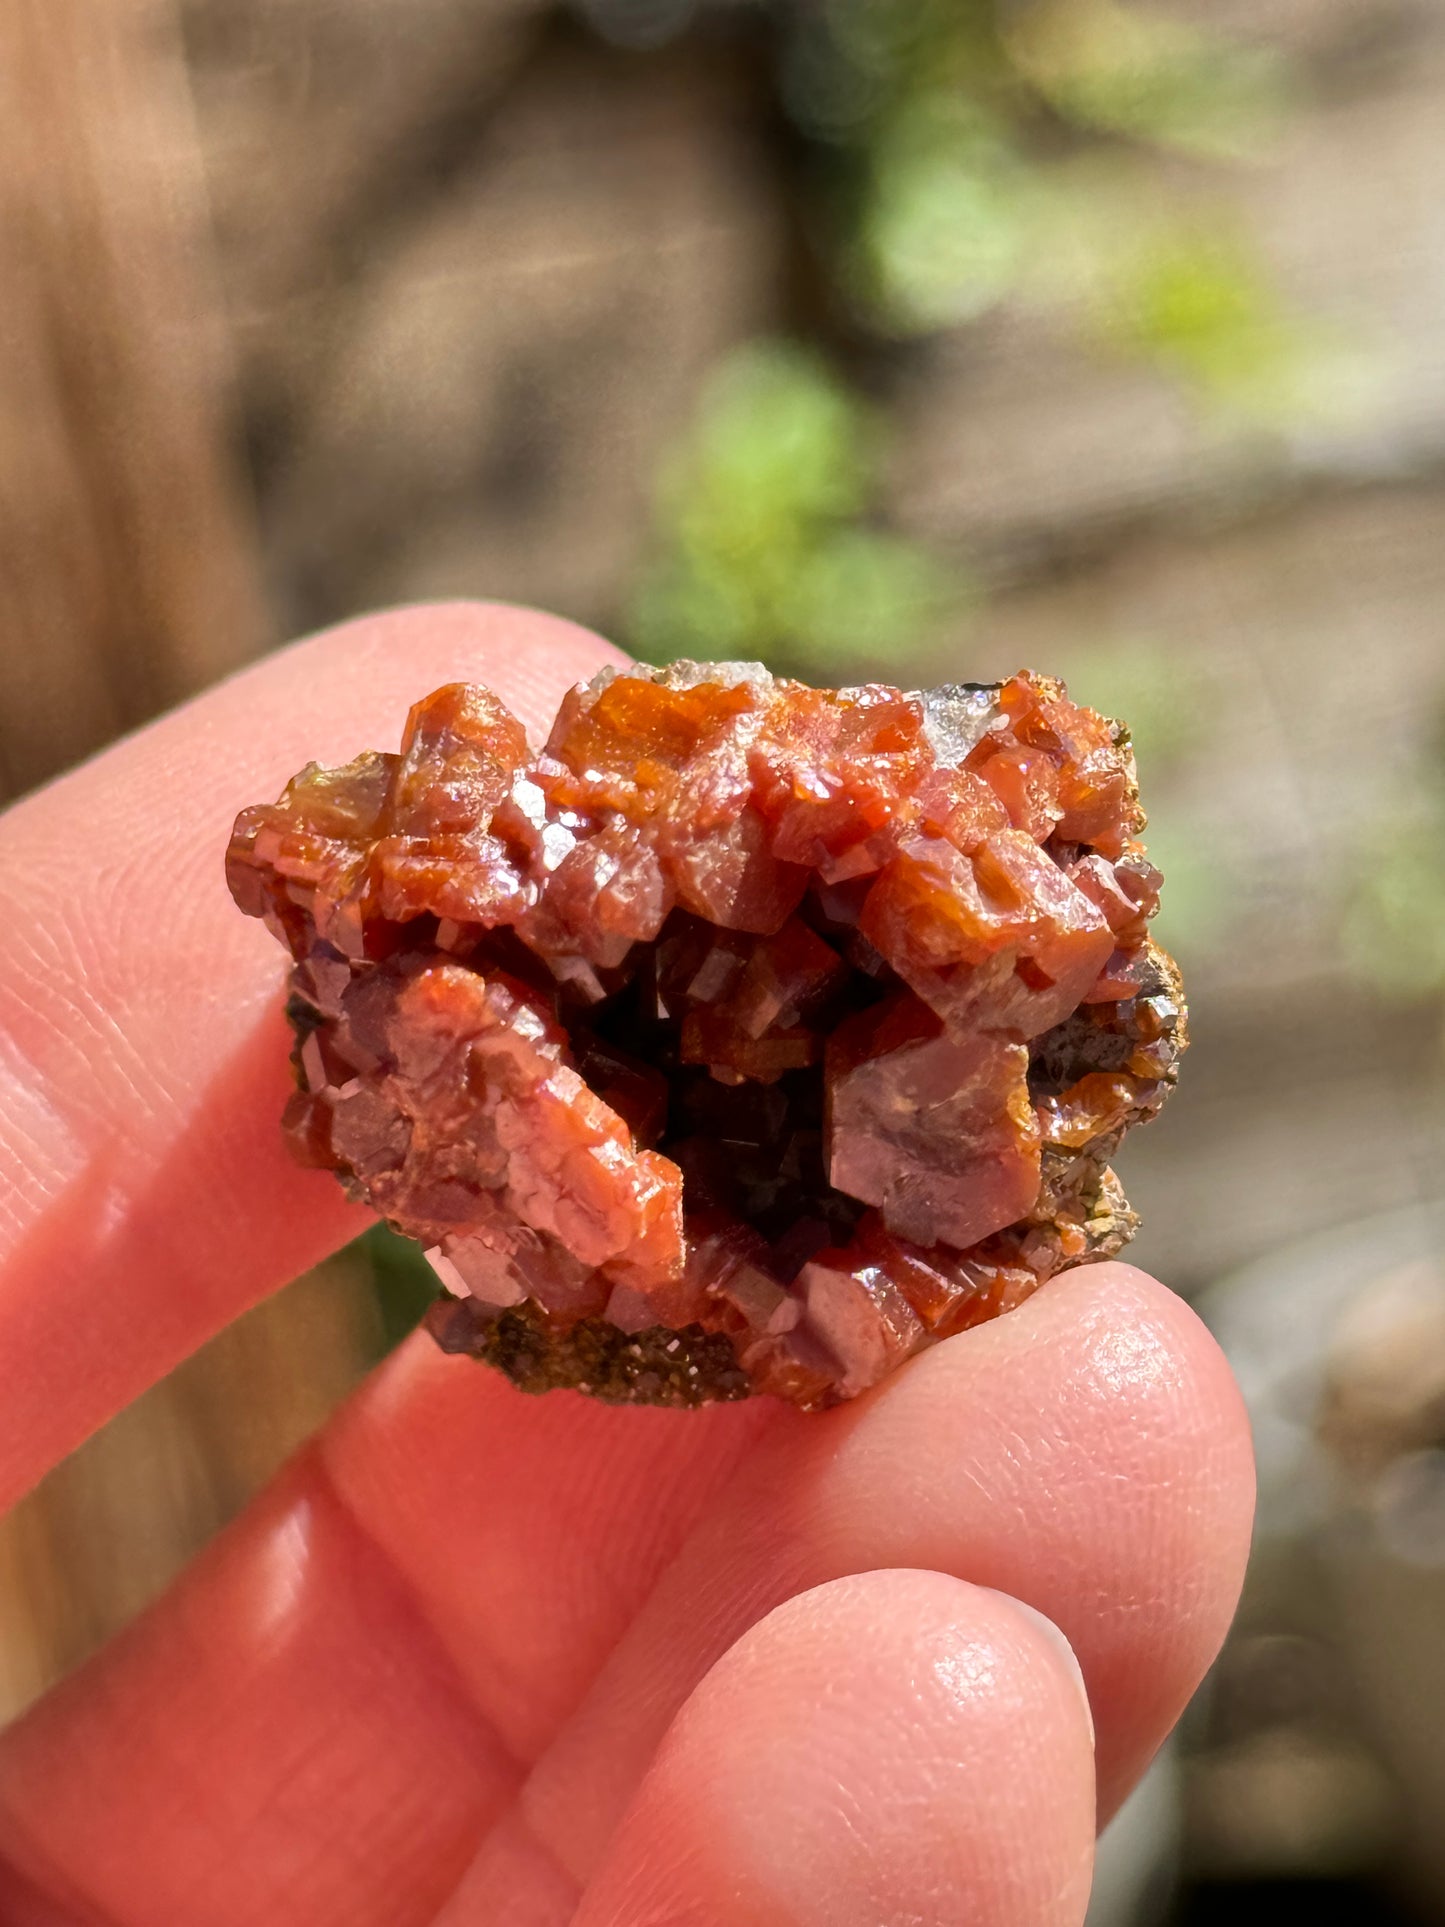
[228,662,1185,1408]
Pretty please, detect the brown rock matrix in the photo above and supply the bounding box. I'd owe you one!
[227,661,1185,1408]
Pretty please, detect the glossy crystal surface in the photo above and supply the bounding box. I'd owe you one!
[228,662,1185,1407]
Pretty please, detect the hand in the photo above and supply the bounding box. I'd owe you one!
[0,605,1255,1927]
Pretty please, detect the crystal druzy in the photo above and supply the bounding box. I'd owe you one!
[227,661,1185,1408]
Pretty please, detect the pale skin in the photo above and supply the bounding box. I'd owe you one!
[0,603,1256,1926]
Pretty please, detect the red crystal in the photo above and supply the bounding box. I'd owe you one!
[227,662,1186,1408]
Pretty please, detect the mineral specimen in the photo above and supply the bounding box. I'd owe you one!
[227,661,1185,1408]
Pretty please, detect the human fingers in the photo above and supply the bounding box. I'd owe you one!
[0,600,622,1508]
[0,1261,1247,1927]
[0,1363,774,1927]
[567,1570,1096,1927]
[514,1259,1253,1873]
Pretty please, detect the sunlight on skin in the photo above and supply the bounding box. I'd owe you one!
[250,1499,316,1646]
[0,605,1255,1927]
[1088,1318,1176,1400]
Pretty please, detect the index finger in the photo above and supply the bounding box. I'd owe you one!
[0,601,622,1510]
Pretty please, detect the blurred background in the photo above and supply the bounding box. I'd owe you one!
[1,0,1443,1920]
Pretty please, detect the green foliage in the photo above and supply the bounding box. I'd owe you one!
[629,0,1313,739]
[1086,227,1319,417]
[1007,0,1291,161]
[359,1221,440,1354]
[630,341,959,676]
[783,0,1309,413]
[792,0,1031,335]
[852,98,1034,330]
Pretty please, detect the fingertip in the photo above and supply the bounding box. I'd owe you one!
[977,1588,1095,1747]
[990,1260,1256,1806]
[805,1257,1255,1818]
[1038,1260,1258,1531]
[572,1568,1096,1927]
[925,1257,1257,1556]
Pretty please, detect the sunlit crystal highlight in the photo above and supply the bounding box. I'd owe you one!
[228,662,1185,1408]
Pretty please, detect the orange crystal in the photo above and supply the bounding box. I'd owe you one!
[227,662,1185,1407]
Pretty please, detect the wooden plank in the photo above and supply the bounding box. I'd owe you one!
[0,0,371,1719]
[0,0,269,799]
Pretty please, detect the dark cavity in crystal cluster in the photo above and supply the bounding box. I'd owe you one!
[227,661,1185,1408]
